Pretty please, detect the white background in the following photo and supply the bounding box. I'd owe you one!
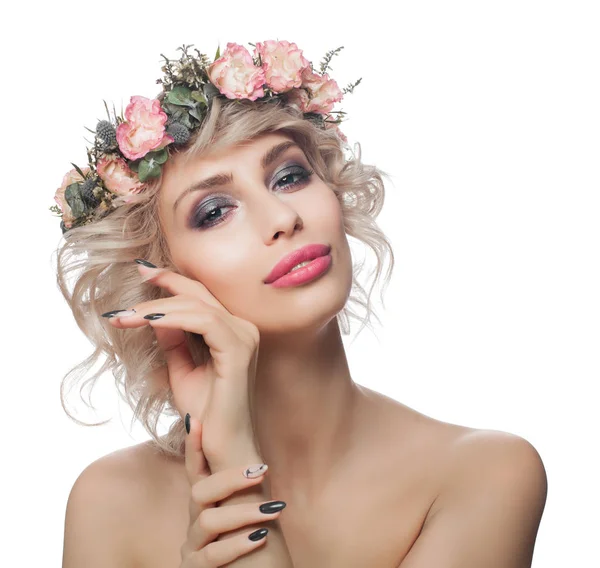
[1,1,598,565]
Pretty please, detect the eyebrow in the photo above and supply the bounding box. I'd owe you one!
[172,140,301,215]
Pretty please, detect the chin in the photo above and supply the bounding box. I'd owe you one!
[254,258,353,335]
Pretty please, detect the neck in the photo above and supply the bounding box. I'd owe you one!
[252,319,363,503]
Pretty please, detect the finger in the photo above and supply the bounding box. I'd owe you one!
[183,527,269,567]
[185,416,209,487]
[186,416,210,521]
[136,263,225,311]
[122,306,211,425]
[105,296,209,330]
[105,298,201,395]
[189,500,284,550]
[144,310,249,375]
[192,463,268,510]
[152,325,196,381]
[105,294,254,354]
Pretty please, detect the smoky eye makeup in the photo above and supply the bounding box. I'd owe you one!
[188,194,231,229]
[185,158,314,230]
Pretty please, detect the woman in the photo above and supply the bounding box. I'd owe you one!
[56,41,547,567]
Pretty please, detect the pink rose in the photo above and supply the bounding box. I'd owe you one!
[254,40,309,93]
[284,87,311,112]
[97,154,145,198]
[54,167,90,228]
[208,43,266,101]
[299,68,344,114]
[116,95,174,161]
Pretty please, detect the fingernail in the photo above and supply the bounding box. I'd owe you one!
[259,500,286,514]
[185,413,190,434]
[102,309,126,318]
[144,313,165,320]
[134,258,157,268]
[101,309,136,318]
[248,528,268,542]
[243,464,268,478]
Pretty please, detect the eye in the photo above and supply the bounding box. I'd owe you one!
[189,165,315,230]
[190,197,233,230]
[273,165,314,191]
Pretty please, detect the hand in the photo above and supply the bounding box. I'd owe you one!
[181,417,284,567]
[105,261,261,471]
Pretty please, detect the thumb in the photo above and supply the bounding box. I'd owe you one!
[153,325,210,424]
[152,325,196,381]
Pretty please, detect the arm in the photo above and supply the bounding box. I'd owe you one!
[399,431,548,568]
[62,457,137,568]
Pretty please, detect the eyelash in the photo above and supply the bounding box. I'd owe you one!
[190,165,315,230]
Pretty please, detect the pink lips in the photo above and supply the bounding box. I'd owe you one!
[264,243,331,285]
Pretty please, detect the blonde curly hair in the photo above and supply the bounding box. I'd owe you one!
[53,95,395,459]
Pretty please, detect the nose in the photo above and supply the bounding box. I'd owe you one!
[255,191,304,243]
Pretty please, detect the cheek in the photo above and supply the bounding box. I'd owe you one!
[190,245,251,287]
[171,237,251,300]
[188,242,262,314]
[310,187,345,232]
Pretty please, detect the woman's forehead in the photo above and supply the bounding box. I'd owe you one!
[174,131,296,170]
[218,131,297,158]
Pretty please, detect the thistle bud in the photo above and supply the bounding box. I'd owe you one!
[166,122,191,144]
[95,120,117,151]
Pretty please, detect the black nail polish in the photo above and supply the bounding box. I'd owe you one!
[101,309,128,318]
[248,528,268,542]
[143,313,165,320]
[134,258,157,268]
[259,501,287,514]
[185,413,190,434]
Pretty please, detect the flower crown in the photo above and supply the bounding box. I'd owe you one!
[49,41,362,234]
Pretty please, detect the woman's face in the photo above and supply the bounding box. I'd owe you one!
[158,132,353,336]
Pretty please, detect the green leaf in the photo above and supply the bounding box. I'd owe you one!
[138,158,162,182]
[145,148,168,164]
[65,183,86,217]
[189,106,204,122]
[103,99,111,121]
[165,86,196,108]
[163,102,186,118]
[128,159,141,173]
[191,90,207,105]
[178,111,194,130]
[214,44,221,61]
[70,162,88,180]
[303,112,325,128]
[163,102,195,128]
[203,82,221,103]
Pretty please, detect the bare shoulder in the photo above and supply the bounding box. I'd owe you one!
[359,386,546,522]
[445,429,547,492]
[64,440,188,567]
[393,427,548,567]
[363,385,545,473]
[426,428,548,525]
[71,439,184,500]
